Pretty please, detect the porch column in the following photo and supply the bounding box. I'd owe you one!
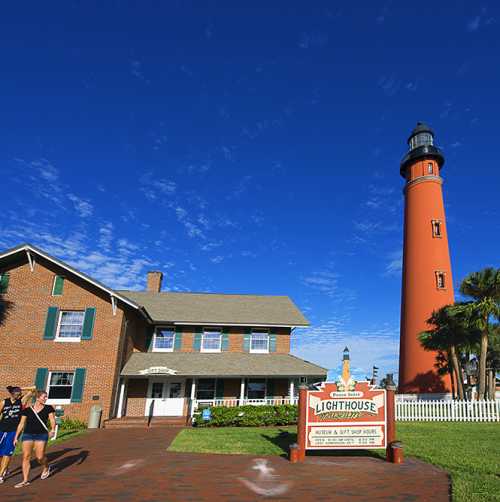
[289,379,295,403]
[240,378,245,405]
[190,378,197,417]
[117,378,126,418]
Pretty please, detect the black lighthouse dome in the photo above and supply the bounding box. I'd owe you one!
[400,122,445,177]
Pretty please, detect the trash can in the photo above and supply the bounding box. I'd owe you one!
[88,404,103,429]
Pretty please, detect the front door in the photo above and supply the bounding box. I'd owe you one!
[145,379,185,416]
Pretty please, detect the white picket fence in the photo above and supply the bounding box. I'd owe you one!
[396,399,500,422]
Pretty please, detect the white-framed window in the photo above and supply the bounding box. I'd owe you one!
[247,379,266,399]
[47,371,74,404]
[432,219,442,238]
[436,271,446,289]
[427,162,434,174]
[201,329,222,352]
[55,311,85,342]
[153,328,175,352]
[196,379,216,400]
[250,330,269,353]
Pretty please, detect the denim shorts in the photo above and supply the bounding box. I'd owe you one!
[22,432,48,442]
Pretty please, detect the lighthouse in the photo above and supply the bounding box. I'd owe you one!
[399,123,454,395]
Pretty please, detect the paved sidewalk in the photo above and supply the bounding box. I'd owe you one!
[0,428,450,501]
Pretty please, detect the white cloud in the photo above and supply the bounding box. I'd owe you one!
[384,249,402,277]
[292,323,399,381]
[67,194,93,218]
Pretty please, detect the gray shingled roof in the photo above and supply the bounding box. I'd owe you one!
[121,352,327,377]
[117,291,309,326]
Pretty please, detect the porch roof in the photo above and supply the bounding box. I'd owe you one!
[121,352,327,378]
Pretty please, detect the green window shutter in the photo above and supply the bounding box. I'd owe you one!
[43,307,59,340]
[243,328,251,352]
[266,379,275,399]
[34,368,49,391]
[52,275,64,295]
[174,327,183,351]
[269,333,277,353]
[81,308,96,340]
[0,273,10,294]
[71,368,86,403]
[193,327,202,351]
[146,328,154,352]
[215,379,224,399]
[221,328,229,351]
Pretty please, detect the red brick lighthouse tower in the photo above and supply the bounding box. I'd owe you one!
[399,123,454,394]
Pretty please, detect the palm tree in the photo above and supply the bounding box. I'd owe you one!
[486,325,500,400]
[419,304,474,400]
[460,268,500,400]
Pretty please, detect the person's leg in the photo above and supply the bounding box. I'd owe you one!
[0,455,11,476]
[21,441,33,483]
[34,441,49,475]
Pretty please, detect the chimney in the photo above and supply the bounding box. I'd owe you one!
[147,271,163,293]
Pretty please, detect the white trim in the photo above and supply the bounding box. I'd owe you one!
[174,322,306,328]
[54,310,84,342]
[26,250,35,272]
[249,330,270,354]
[46,370,75,406]
[152,328,175,352]
[240,378,245,402]
[51,275,63,296]
[0,244,140,311]
[117,378,126,418]
[200,330,222,353]
[111,295,117,316]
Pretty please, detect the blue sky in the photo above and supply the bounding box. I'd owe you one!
[1,2,499,380]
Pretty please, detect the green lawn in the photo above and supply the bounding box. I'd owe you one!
[169,422,500,502]
[13,429,86,455]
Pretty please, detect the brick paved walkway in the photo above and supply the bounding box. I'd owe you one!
[0,428,450,501]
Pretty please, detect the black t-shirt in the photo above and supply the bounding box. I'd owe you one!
[21,405,55,435]
[0,398,23,432]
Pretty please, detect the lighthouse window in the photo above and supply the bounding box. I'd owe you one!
[427,163,434,174]
[432,220,442,238]
[436,272,446,289]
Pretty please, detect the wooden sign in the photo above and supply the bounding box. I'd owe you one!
[305,380,386,450]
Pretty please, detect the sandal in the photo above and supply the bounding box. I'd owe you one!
[14,481,30,488]
[41,466,51,480]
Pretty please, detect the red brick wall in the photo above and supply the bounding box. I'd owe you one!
[124,379,147,416]
[0,256,129,422]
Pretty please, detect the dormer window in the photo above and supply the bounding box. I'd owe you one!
[432,220,442,238]
[201,329,222,352]
[250,330,269,353]
[153,328,175,352]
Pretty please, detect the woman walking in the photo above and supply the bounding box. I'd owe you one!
[0,386,35,483]
[13,390,55,488]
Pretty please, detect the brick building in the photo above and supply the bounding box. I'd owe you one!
[0,244,326,424]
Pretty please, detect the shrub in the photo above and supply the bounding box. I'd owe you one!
[194,404,298,427]
[59,417,87,430]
